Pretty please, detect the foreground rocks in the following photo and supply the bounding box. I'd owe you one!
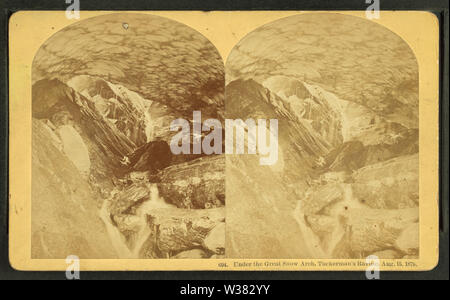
[157,155,225,209]
[138,208,225,258]
[103,172,225,258]
[336,207,418,257]
[351,154,419,209]
[203,222,226,255]
[298,154,419,259]
[31,76,226,259]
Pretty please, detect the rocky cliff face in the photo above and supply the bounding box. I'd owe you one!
[32,75,225,258]
[263,76,344,148]
[225,76,419,259]
[32,119,117,258]
[225,79,328,258]
[32,13,225,259]
[67,75,154,147]
[32,12,419,261]
[225,13,419,258]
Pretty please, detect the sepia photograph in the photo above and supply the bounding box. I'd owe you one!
[31,13,225,259]
[225,13,419,259]
[5,7,442,277]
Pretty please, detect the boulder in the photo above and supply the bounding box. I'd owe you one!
[351,154,419,209]
[203,222,226,255]
[302,183,343,215]
[157,156,225,209]
[108,182,152,215]
[139,207,225,257]
[343,207,418,255]
[305,215,336,239]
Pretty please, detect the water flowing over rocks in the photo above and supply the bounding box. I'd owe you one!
[224,13,419,259]
[32,74,226,258]
[31,12,420,260]
[226,64,418,259]
[31,13,225,259]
